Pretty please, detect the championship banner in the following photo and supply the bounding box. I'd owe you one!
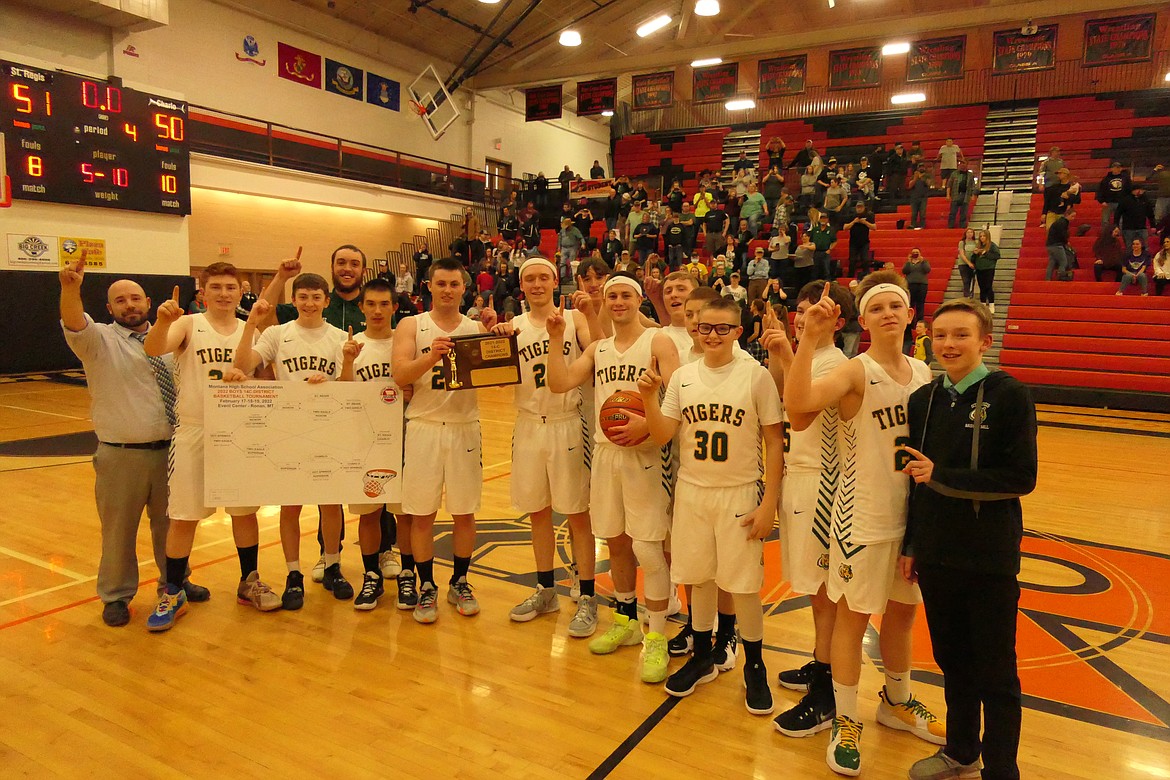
[525,85,563,122]
[993,25,1058,74]
[366,72,400,111]
[577,78,617,116]
[693,62,739,104]
[632,71,674,110]
[907,36,966,82]
[1083,14,1155,67]
[324,58,363,101]
[758,55,807,98]
[277,42,322,89]
[569,178,616,200]
[829,47,882,90]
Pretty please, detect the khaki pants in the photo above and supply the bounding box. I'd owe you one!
[93,444,170,604]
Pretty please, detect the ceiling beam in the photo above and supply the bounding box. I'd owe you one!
[717,0,769,37]
[675,0,693,42]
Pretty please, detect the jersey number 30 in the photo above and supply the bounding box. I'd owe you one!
[694,431,729,462]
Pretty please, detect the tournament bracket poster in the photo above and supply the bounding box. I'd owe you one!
[993,25,1058,74]
[693,62,739,104]
[525,85,562,122]
[829,47,882,90]
[632,72,674,110]
[576,78,617,116]
[758,55,807,98]
[1083,14,1155,67]
[907,36,966,82]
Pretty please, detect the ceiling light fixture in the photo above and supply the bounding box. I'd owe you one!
[1164,71,1170,81]
[636,14,673,37]
[601,110,615,117]
[882,42,911,56]
[891,92,927,105]
[726,98,756,111]
[827,0,835,7]
[478,0,501,4]
[694,0,720,16]
[691,57,723,68]
[559,30,582,46]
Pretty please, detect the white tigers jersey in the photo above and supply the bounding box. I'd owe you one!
[175,314,250,424]
[831,352,931,547]
[661,359,782,488]
[592,328,656,450]
[784,345,848,474]
[662,325,693,361]
[405,311,480,423]
[253,321,346,382]
[681,342,757,366]
[513,311,581,417]
[352,332,394,383]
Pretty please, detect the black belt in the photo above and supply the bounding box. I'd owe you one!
[99,440,170,450]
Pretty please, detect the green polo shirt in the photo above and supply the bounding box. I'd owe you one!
[276,290,366,333]
[808,224,836,252]
[943,363,989,394]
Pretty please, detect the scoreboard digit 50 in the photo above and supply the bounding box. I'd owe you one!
[2,60,191,215]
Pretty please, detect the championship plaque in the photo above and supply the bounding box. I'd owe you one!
[440,334,521,390]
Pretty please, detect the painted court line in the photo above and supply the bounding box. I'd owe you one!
[0,404,90,421]
[0,546,89,580]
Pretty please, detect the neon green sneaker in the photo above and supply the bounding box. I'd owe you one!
[877,687,947,745]
[588,613,643,655]
[640,632,669,683]
[826,715,864,776]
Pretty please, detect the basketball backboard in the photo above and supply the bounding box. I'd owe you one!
[408,65,460,141]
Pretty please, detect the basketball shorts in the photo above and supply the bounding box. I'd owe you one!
[670,480,764,594]
[826,536,921,616]
[348,502,405,516]
[590,442,670,542]
[779,472,832,596]
[401,419,482,516]
[168,424,259,521]
[510,414,590,515]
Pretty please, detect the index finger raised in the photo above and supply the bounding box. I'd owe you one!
[172,285,180,302]
[347,325,353,338]
[821,281,832,300]
[899,444,926,461]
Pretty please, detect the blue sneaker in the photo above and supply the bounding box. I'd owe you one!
[146,584,188,632]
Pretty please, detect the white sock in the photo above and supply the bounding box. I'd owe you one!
[834,680,860,721]
[286,560,300,574]
[885,669,911,705]
[647,609,668,636]
[324,553,340,567]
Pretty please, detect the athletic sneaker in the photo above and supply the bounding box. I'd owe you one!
[322,563,354,600]
[567,594,599,638]
[413,583,439,623]
[447,577,480,616]
[668,623,694,656]
[744,661,774,715]
[182,580,211,603]
[667,589,683,617]
[713,632,738,671]
[908,749,982,779]
[353,572,384,611]
[378,550,402,578]
[826,715,864,777]
[778,658,821,692]
[146,584,188,632]
[773,689,836,737]
[396,570,418,610]
[282,571,305,611]
[588,613,644,655]
[640,632,669,684]
[568,561,581,602]
[509,584,560,622]
[311,555,326,583]
[665,655,718,697]
[237,572,281,612]
[877,688,946,745]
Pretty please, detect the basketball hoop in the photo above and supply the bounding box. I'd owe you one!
[362,468,398,498]
[409,99,430,118]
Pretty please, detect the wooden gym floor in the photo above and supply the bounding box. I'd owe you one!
[0,372,1168,779]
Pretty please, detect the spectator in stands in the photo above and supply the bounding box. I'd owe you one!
[1151,164,1170,226]
[462,208,481,243]
[722,271,748,306]
[814,159,835,207]
[884,142,911,198]
[740,182,768,236]
[558,217,584,279]
[666,180,686,214]
[855,171,876,213]
[557,165,573,199]
[762,165,785,217]
[520,213,541,252]
[768,224,791,282]
[799,166,817,215]
[1115,182,1154,250]
[476,261,496,297]
[601,229,623,267]
[1096,161,1131,232]
[908,168,930,230]
[822,177,848,230]
[1092,230,1125,283]
[615,250,638,275]
[947,163,974,229]
[572,199,595,247]
[413,242,433,300]
[684,256,709,284]
[955,228,978,298]
[1118,239,1151,296]
[633,216,659,265]
[1038,146,1064,190]
[704,199,730,259]
[236,280,257,320]
[692,184,714,220]
[632,180,649,206]
[1153,237,1170,296]
[678,201,698,257]
[499,207,520,243]
[936,138,964,183]
[790,140,816,171]
[499,191,519,225]
[467,294,485,321]
[791,236,817,294]
[533,172,548,208]
[844,202,876,279]
[590,160,605,179]
[766,137,787,170]
[616,193,633,239]
[971,228,1001,313]
[709,256,732,291]
[625,200,645,246]
[808,210,838,282]
[1041,168,1074,229]
[746,247,771,303]
[662,214,687,269]
[519,199,537,223]
[733,151,753,175]
[396,259,414,300]
[1045,208,1074,281]
[903,248,931,325]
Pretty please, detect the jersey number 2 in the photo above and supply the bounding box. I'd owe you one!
[431,366,445,390]
[533,363,547,389]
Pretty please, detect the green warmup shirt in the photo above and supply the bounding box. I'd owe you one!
[276,290,366,333]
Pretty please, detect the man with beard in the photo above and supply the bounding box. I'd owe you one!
[58,252,208,627]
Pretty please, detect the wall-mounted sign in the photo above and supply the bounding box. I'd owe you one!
[693,62,739,103]
[632,71,674,111]
[829,47,882,90]
[993,25,1058,74]
[907,36,966,82]
[525,85,563,122]
[758,55,807,98]
[1083,14,1155,67]
[577,78,617,116]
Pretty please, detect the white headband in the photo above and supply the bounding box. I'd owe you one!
[604,276,643,296]
[858,283,910,315]
[518,257,558,280]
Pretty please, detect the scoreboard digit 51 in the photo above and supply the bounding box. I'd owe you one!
[1,59,191,215]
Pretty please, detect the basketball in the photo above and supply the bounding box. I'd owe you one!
[599,390,648,446]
